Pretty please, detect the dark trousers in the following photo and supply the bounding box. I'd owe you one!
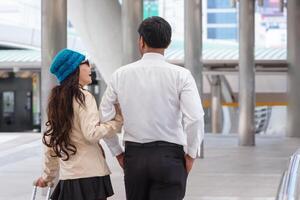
[124,141,188,200]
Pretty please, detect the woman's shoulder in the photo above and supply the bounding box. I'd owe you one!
[80,88,91,95]
[79,88,94,100]
[78,88,97,106]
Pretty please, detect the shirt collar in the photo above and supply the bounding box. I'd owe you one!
[141,52,165,61]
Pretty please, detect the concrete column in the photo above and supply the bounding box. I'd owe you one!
[287,0,300,137]
[41,0,67,131]
[184,0,204,157]
[238,0,255,146]
[184,0,203,92]
[122,0,143,64]
[211,75,222,133]
[68,0,122,83]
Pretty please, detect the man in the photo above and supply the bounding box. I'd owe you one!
[101,16,204,200]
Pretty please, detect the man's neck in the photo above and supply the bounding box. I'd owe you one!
[143,48,165,55]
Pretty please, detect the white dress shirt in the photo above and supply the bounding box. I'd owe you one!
[100,52,204,158]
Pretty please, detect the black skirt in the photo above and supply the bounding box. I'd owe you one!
[50,175,114,200]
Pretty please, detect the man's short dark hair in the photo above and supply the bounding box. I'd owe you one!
[138,16,172,49]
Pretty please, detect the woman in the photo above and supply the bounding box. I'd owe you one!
[35,48,123,200]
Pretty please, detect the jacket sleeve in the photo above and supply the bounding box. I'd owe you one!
[78,91,122,143]
[41,139,59,183]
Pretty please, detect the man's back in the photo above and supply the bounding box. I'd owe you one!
[114,53,189,144]
[100,16,204,200]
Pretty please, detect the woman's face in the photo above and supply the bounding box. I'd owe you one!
[79,61,92,86]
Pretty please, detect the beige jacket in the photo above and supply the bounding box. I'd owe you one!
[42,89,122,182]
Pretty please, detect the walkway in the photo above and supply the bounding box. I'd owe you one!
[0,133,299,200]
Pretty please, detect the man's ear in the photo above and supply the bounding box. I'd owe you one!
[140,36,146,48]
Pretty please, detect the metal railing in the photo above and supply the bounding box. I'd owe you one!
[276,149,300,200]
[255,106,272,134]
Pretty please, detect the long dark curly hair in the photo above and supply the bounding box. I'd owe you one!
[42,67,86,161]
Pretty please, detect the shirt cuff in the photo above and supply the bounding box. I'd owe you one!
[187,145,201,159]
[108,144,123,156]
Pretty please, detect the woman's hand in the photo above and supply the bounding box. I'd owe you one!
[34,177,47,187]
[114,104,123,123]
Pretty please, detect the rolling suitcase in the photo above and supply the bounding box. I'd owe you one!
[31,181,54,200]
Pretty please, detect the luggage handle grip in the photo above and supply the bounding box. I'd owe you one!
[31,181,54,200]
[32,180,54,187]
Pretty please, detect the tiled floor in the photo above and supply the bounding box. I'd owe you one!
[0,133,299,200]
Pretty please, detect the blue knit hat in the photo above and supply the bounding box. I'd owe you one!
[50,48,86,83]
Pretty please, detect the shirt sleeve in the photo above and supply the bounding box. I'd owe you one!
[100,75,118,122]
[100,73,124,156]
[180,71,205,158]
[103,136,123,156]
[79,91,122,143]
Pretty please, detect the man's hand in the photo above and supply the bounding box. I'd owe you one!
[116,152,125,169]
[185,154,195,173]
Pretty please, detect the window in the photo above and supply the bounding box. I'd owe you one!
[207,28,237,39]
[208,0,232,9]
[207,13,237,24]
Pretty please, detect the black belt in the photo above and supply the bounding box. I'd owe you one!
[125,141,183,149]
